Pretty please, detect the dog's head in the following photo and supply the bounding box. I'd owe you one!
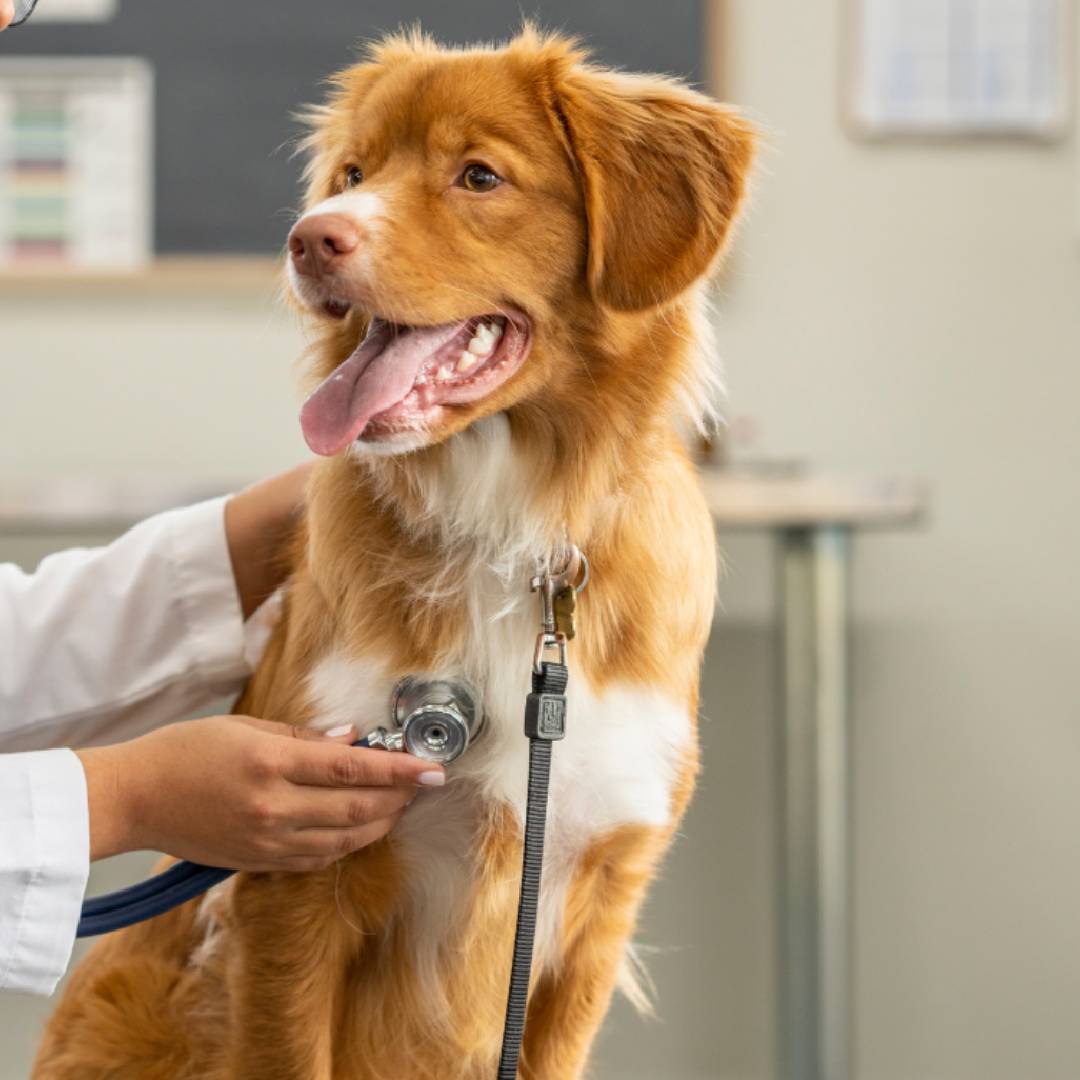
[289,27,754,459]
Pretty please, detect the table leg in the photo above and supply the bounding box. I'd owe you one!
[778,526,851,1080]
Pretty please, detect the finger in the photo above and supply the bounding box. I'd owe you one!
[234,715,358,745]
[286,812,405,860]
[0,0,14,31]
[281,743,445,789]
[287,786,415,829]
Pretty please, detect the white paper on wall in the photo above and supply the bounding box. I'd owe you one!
[30,0,118,23]
[851,0,1071,136]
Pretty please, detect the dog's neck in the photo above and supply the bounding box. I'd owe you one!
[308,290,713,588]
[355,413,564,572]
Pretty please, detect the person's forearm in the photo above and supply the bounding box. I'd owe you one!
[225,463,312,620]
[73,715,442,871]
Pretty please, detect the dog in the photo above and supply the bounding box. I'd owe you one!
[34,26,754,1080]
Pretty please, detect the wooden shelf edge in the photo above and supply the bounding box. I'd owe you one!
[0,254,284,290]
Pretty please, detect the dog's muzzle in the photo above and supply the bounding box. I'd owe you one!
[363,676,483,765]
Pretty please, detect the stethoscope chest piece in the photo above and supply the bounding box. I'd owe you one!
[379,675,482,765]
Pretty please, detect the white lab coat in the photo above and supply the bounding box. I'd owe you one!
[0,497,252,995]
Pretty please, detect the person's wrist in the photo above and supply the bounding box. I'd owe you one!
[75,742,143,861]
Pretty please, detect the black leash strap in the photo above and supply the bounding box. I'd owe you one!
[497,659,568,1080]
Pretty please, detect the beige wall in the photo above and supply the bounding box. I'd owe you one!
[712,2,1080,1078]
[2,3,1080,1077]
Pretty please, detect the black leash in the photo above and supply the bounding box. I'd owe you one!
[496,659,568,1079]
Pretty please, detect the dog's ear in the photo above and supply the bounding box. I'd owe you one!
[551,67,755,312]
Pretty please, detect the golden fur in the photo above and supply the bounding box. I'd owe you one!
[34,27,754,1080]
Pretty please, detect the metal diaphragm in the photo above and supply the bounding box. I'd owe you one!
[391,676,482,765]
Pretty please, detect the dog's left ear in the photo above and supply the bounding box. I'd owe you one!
[550,67,755,312]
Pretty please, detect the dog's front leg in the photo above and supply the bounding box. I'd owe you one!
[220,865,366,1080]
[518,823,674,1080]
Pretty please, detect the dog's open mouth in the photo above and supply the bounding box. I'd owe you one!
[300,311,531,455]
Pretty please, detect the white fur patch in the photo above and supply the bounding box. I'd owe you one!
[348,430,431,458]
[362,413,558,580]
[303,570,692,997]
[306,651,394,732]
[302,190,386,231]
[679,284,723,434]
[188,880,231,971]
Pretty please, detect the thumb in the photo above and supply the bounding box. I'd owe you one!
[0,0,14,31]
[232,715,358,745]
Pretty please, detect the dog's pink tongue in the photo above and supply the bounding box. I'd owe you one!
[300,323,450,456]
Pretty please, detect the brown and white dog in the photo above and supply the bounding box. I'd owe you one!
[34,27,753,1080]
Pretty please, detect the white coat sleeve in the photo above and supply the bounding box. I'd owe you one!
[0,495,253,994]
[0,495,251,751]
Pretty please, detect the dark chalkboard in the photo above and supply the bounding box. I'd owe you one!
[1,1,706,254]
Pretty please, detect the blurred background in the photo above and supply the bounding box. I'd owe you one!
[1,2,1078,1078]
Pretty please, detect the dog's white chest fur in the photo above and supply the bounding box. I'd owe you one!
[305,576,692,983]
[299,416,694,991]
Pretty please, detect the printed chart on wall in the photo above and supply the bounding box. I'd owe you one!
[849,0,1071,136]
[0,58,152,270]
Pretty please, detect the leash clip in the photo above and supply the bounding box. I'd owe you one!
[530,544,587,673]
[532,630,568,674]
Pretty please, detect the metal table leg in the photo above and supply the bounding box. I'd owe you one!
[778,526,851,1080]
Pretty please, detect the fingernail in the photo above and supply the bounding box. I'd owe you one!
[419,771,445,787]
[324,724,353,738]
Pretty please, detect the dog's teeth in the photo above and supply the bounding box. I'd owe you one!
[457,351,474,372]
[415,373,428,386]
[438,364,453,381]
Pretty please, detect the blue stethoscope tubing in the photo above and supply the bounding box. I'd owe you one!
[77,860,235,937]
[76,736,372,938]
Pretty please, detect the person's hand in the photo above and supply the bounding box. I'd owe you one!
[0,0,15,31]
[225,462,314,620]
[76,716,444,871]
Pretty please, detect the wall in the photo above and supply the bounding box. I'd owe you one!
[712,1,1080,1078]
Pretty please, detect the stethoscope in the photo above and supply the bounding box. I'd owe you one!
[75,675,484,938]
[368,675,483,764]
[8,0,41,27]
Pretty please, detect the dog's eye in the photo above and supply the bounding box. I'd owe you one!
[460,163,501,193]
[344,165,364,189]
